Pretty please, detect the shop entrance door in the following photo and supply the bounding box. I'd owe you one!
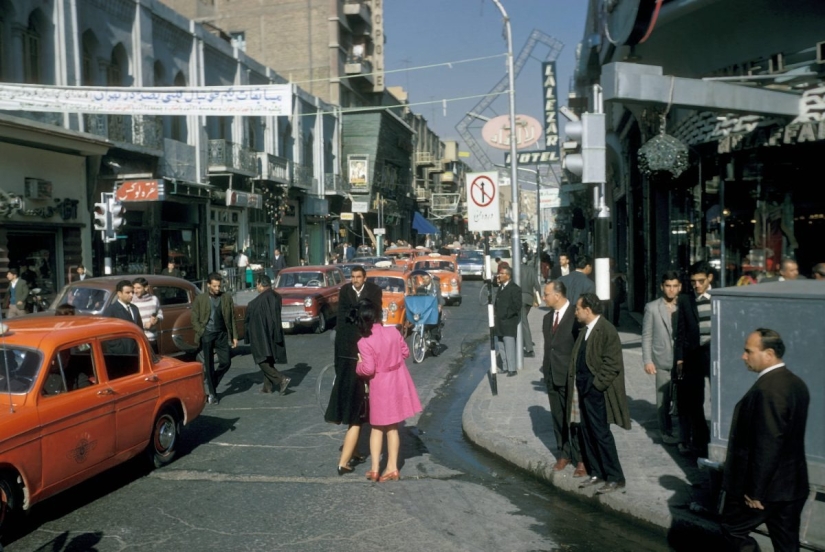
[5,229,59,304]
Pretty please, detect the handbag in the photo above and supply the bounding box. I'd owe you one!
[359,381,370,420]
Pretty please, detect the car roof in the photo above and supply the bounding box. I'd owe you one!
[367,269,408,278]
[1,316,140,350]
[280,265,339,273]
[67,275,197,287]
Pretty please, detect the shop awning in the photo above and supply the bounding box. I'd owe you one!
[412,212,439,235]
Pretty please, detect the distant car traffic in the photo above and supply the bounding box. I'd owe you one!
[410,254,463,305]
[47,275,247,357]
[456,250,485,279]
[366,267,410,333]
[0,315,206,533]
[274,265,345,333]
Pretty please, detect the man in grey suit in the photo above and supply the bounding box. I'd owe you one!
[520,255,542,358]
[642,270,682,445]
[558,255,595,308]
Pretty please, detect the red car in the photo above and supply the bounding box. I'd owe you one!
[274,266,345,333]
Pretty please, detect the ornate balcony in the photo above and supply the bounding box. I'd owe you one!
[257,152,290,184]
[415,151,437,166]
[292,164,314,190]
[207,139,257,176]
[84,114,163,152]
[324,173,350,195]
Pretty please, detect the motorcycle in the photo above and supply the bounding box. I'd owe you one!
[404,271,445,363]
[27,288,50,313]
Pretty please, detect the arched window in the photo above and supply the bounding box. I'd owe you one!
[81,30,100,86]
[108,43,129,86]
[171,71,188,142]
[23,12,42,83]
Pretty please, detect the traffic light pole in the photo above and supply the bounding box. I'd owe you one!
[592,86,611,302]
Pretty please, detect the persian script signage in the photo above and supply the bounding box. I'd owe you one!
[117,180,165,202]
[481,114,542,151]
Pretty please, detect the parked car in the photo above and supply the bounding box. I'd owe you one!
[0,315,205,533]
[47,275,246,357]
[410,254,463,305]
[274,265,345,333]
[366,267,411,334]
[456,249,485,279]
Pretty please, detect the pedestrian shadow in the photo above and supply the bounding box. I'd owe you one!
[660,474,726,550]
[6,530,103,551]
[220,371,258,398]
[527,404,558,454]
[621,341,642,350]
[282,362,312,389]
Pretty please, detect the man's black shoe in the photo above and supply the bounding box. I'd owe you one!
[578,476,603,488]
[507,371,518,377]
[279,377,292,395]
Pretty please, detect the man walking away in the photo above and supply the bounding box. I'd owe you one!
[642,270,681,445]
[721,329,809,551]
[245,274,290,395]
[541,280,585,477]
[558,255,595,308]
[494,266,522,376]
[192,273,238,405]
[520,254,542,358]
[570,293,631,495]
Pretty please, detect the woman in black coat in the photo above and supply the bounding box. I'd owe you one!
[245,275,290,394]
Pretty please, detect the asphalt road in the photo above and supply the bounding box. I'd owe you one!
[4,281,667,552]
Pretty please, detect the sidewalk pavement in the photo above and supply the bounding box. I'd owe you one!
[462,305,728,545]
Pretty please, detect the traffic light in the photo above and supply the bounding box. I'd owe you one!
[109,197,125,235]
[562,113,606,184]
[93,196,111,238]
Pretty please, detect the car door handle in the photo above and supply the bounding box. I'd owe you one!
[144,375,159,382]
[97,388,115,396]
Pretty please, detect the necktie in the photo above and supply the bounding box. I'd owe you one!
[552,311,560,333]
[126,304,134,321]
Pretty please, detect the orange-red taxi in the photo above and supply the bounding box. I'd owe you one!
[366,263,410,333]
[410,253,463,305]
[385,246,431,270]
[0,315,205,531]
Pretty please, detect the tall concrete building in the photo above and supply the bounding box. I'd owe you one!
[159,0,385,108]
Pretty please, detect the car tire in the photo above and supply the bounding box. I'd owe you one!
[149,406,181,469]
[0,472,21,534]
[315,310,327,334]
[455,297,462,306]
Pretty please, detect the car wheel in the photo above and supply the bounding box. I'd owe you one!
[149,406,181,469]
[455,297,462,306]
[0,472,21,534]
[315,310,327,334]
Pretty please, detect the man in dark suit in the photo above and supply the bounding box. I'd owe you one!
[325,265,382,471]
[272,248,287,279]
[569,293,631,494]
[161,260,182,278]
[541,280,585,477]
[494,265,522,376]
[549,253,571,280]
[721,328,809,551]
[245,274,290,395]
[102,280,143,355]
[558,255,595,308]
[520,256,542,358]
[674,261,713,456]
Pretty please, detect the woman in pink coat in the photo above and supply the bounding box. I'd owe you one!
[354,300,422,482]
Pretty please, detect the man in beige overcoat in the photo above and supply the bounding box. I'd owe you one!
[567,293,631,495]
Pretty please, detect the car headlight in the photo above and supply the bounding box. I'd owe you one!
[304,297,313,308]
[389,302,398,313]
[413,313,420,321]
[451,278,458,286]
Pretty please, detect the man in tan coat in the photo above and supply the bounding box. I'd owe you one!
[568,292,631,495]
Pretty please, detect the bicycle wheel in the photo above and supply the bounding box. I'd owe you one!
[412,330,426,363]
[477,282,493,306]
[315,363,336,415]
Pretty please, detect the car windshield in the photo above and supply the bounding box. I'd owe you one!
[367,276,406,293]
[413,261,456,272]
[0,346,43,394]
[51,286,111,314]
[489,248,512,259]
[387,251,412,260]
[275,272,325,288]
[458,251,483,262]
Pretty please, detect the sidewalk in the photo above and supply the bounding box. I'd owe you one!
[462,305,727,545]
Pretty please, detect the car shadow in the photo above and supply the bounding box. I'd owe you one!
[178,414,242,457]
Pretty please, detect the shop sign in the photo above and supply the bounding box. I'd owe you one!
[352,199,370,213]
[341,212,354,221]
[503,149,559,166]
[226,190,262,209]
[117,179,165,202]
[542,62,561,158]
[482,114,542,151]
[348,154,369,192]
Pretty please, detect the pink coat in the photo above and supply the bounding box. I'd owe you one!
[355,325,422,426]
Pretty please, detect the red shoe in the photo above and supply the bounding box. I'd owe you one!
[365,471,380,482]
[379,471,399,482]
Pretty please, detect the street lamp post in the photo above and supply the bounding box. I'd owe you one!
[490,0,523,372]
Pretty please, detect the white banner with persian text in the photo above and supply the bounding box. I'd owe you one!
[0,83,292,116]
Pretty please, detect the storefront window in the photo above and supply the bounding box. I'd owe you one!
[163,228,198,281]
[111,226,150,275]
[6,231,57,298]
[248,208,271,268]
[210,208,240,270]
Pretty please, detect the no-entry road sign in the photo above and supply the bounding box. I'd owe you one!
[466,172,501,232]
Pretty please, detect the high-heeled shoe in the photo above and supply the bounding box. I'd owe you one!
[379,471,399,482]
[337,465,354,476]
[365,471,380,482]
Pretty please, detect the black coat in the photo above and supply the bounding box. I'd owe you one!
[674,292,702,363]
[722,366,809,503]
[103,301,143,329]
[334,282,382,360]
[494,281,522,337]
[541,303,579,386]
[244,288,287,365]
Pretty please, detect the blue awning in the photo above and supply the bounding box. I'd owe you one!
[412,212,439,234]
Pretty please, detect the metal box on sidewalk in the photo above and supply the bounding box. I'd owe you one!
[710,281,825,547]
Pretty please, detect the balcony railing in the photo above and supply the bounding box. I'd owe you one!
[84,114,163,151]
[207,139,257,175]
[257,152,290,184]
[160,139,198,183]
[415,151,437,166]
[343,0,371,24]
[413,186,431,202]
[324,173,350,195]
[293,164,314,190]
[344,56,373,80]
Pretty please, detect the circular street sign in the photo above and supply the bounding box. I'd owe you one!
[470,175,496,207]
[481,114,543,151]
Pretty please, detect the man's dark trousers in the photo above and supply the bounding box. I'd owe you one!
[546,378,582,464]
[721,495,806,551]
[201,330,231,397]
[576,347,624,482]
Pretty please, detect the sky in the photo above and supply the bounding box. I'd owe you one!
[383,0,589,175]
